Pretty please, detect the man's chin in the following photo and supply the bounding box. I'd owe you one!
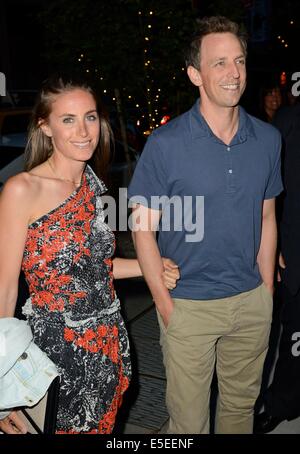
[223,95,242,108]
[221,101,241,108]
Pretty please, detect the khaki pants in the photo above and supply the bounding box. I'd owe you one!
[157,284,273,434]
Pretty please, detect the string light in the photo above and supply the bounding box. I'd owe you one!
[277,35,289,48]
[139,8,169,132]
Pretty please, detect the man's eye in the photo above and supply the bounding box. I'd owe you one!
[237,59,245,65]
[216,61,225,66]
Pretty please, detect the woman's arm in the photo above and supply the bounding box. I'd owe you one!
[112,257,180,289]
[112,257,142,279]
[0,174,32,317]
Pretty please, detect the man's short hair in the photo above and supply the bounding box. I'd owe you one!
[185,16,248,70]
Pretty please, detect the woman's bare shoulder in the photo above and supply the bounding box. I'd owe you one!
[1,172,41,204]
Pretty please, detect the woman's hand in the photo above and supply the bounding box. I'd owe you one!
[161,258,180,290]
[277,252,286,282]
[0,410,28,434]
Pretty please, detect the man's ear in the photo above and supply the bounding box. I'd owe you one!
[187,65,203,88]
[38,119,52,138]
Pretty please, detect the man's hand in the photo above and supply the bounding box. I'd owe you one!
[162,258,180,290]
[277,252,286,282]
[0,410,28,434]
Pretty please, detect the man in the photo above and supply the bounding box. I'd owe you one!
[254,101,300,433]
[128,16,283,434]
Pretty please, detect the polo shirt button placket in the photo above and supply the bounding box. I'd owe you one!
[226,146,236,193]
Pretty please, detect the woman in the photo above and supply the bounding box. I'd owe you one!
[258,84,282,123]
[0,75,179,434]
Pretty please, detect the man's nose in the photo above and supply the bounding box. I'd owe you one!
[228,62,240,79]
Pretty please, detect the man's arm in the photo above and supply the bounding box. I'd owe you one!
[257,198,277,293]
[131,204,174,327]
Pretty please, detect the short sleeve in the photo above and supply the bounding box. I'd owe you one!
[128,132,168,210]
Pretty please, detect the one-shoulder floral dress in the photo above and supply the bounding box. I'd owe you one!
[21,165,131,434]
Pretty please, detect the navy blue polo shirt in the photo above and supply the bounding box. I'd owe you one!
[128,99,283,299]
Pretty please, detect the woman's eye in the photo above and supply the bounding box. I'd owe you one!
[87,114,98,121]
[62,117,74,124]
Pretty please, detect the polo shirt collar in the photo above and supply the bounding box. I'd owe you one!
[189,98,256,143]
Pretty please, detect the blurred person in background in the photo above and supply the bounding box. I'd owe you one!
[258,82,283,123]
